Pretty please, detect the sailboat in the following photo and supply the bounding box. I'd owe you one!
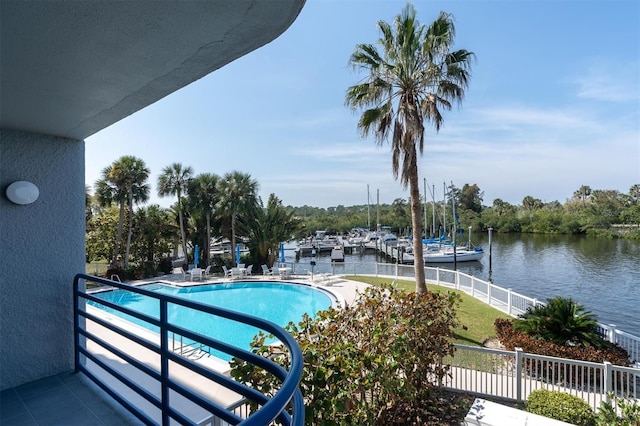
[420,181,484,263]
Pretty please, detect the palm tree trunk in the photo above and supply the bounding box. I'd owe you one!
[206,212,211,267]
[124,190,133,269]
[114,200,125,267]
[177,190,188,261]
[408,152,426,293]
[231,213,237,266]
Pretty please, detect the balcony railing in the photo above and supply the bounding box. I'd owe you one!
[73,274,304,426]
[445,344,639,411]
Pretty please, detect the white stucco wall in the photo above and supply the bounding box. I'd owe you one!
[0,129,85,390]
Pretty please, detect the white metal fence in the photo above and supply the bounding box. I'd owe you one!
[446,344,639,411]
[372,263,640,366]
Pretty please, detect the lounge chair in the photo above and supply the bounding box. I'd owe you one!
[222,266,233,278]
[203,265,211,277]
[244,264,252,276]
[172,267,186,280]
[261,264,273,276]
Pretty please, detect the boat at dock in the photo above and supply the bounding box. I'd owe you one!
[330,246,344,262]
[423,246,484,263]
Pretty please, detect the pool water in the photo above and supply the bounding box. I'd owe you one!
[89,281,333,361]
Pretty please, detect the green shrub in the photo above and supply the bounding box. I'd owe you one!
[495,319,630,366]
[596,393,640,426]
[526,389,596,426]
[230,285,461,425]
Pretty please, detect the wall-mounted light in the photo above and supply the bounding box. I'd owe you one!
[6,181,39,205]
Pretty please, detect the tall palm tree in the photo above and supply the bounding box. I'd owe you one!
[216,171,259,266]
[94,156,150,268]
[187,173,220,266]
[345,4,474,293]
[158,163,193,261]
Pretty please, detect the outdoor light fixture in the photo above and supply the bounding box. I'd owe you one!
[5,181,39,205]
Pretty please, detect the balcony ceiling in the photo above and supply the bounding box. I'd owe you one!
[0,0,305,140]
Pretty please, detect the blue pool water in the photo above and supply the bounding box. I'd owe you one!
[89,281,333,361]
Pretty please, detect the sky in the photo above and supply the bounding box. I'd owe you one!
[85,0,640,209]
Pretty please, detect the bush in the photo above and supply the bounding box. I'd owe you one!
[526,389,596,426]
[230,285,462,425]
[495,319,630,366]
[596,393,640,426]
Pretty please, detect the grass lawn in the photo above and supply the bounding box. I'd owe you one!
[344,275,512,347]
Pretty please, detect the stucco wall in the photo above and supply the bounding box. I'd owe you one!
[0,129,85,390]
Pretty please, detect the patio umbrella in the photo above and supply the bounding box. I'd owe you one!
[280,242,285,263]
[194,245,199,268]
[235,243,241,266]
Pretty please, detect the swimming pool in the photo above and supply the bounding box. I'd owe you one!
[89,281,334,361]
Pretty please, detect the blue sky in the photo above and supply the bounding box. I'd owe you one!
[86,0,640,209]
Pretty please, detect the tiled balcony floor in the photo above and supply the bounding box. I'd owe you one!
[1,372,142,426]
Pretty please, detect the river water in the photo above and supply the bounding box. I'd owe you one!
[283,234,640,336]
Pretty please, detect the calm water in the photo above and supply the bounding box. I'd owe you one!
[285,234,640,335]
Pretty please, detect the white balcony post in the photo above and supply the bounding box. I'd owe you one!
[471,277,475,297]
[604,361,612,401]
[507,288,512,316]
[488,281,492,305]
[436,267,440,285]
[515,347,523,402]
[608,324,617,344]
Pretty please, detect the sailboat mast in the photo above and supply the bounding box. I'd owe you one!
[367,184,371,230]
[443,182,447,238]
[432,184,436,238]
[376,189,380,232]
[423,178,427,239]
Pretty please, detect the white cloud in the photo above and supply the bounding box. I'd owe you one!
[572,61,640,103]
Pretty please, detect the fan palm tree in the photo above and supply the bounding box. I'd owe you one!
[216,171,259,266]
[157,163,193,261]
[514,296,605,347]
[187,173,220,266]
[94,156,150,268]
[345,4,474,293]
[247,194,300,268]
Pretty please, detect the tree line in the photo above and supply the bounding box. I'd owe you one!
[86,157,300,279]
[290,183,640,239]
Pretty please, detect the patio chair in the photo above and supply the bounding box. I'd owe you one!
[261,264,273,276]
[172,267,186,281]
[231,267,243,279]
[189,267,203,281]
[203,265,211,277]
[222,266,233,278]
[244,264,252,276]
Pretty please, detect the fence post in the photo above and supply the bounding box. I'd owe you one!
[608,324,617,344]
[471,277,475,297]
[487,281,492,306]
[375,262,378,277]
[455,271,460,290]
[515,347,523,402]
[507,288,512,316]
[604,361,612,402]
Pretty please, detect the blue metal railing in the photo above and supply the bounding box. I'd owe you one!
[73,274,304,426]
